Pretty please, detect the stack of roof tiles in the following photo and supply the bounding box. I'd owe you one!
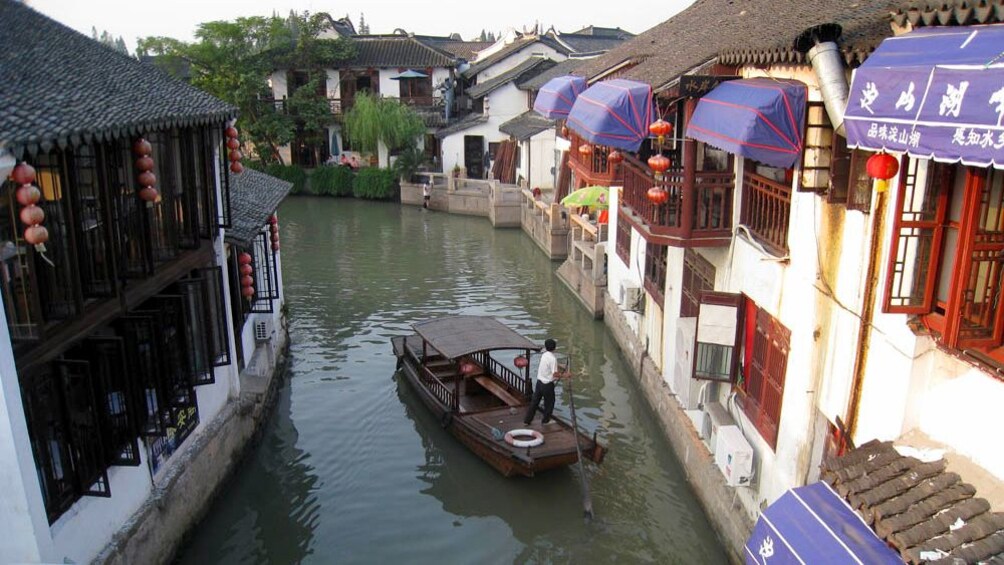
[891,0,1004,28]
[822,440,1004,564]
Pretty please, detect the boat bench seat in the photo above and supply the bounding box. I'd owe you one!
[474,376,523,407]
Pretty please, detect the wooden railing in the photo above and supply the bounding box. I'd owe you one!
[420,365,457,411]
[620,154,734,243]
[566,133,620,185]
[472,351,532,398]
[740,171,791,255]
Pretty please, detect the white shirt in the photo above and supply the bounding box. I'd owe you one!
[536,351,558,384]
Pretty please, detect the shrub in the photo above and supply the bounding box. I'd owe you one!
[310,164,355,196]
[352,168,398,200]
[264,164,308,195]
[244,160,266,172]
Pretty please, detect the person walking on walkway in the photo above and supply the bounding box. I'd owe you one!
[422,182,431,208]
[524,338,569,425]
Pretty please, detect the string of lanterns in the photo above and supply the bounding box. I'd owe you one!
[133,138,160,207]
[226,125,244,174]
[238,251,255,299]
[646,119,674,205]
[11,162,49,251]
[268,214,280,252]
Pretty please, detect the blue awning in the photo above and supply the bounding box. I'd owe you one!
[685,78,807,169]
[533,75,587,120]
[391,69,429,80]
[745,482,901,565]
[845,24,1004,168]
[567,79,655,152]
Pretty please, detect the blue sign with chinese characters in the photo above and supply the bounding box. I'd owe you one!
[845,24,1004,168]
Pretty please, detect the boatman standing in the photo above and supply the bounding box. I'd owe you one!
[524,338,569,425]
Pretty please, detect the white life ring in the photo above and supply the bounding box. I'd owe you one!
[504,428,544,448]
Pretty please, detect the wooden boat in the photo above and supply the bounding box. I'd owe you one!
[391,316,606,477]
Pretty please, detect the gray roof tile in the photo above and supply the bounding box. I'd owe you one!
[518,58,587,91]
[435,113,488,139]
[348,36,458,68]
[462,36,571,79]
[225,168,293,246]
[499,111,554,141]
[0,0,236,156]
[467,57,556,98]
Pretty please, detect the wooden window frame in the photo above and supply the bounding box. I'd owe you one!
[736,301,789,451]
[615,210,631,265]
[643,241,667,308]
[681,248,715,318]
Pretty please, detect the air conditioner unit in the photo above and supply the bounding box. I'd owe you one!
[619,280,643,311]
[714,425,754,487]
[254,319,273,343]
[702,401,733,451]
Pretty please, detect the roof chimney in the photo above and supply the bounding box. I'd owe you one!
[794,23,848,136]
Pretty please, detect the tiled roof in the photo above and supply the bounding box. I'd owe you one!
[467,57,557,99]
[0,0,236,157]
[423,39,492,61]
[462,36,571,79]
[822,440,1004,564]
[499,111,554,141]
[554,33,632,55]
[435,113,488,139]
[890,1,1004,28]
[568,26,635,38]
[518,58,587,91]
[348,36,458,68]
[573,0,900,91]
[225,168,292,246]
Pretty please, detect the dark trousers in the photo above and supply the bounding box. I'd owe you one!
[524,380,556,424]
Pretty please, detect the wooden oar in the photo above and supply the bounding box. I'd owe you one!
[564,357,594,521]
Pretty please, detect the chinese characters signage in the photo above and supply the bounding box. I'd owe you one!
[681,75,739,98]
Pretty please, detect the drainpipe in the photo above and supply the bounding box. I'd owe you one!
[794,23,848,136]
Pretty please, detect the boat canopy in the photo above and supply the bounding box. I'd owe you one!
[412,316,541,360]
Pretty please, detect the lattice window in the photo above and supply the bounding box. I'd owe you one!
[681,249,715,317]
[738,303,790,451]
[644,242,667,307]
[616,210,630,264]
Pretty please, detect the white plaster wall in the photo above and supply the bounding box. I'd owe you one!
[442,83,532,175]
[431,68,452,101]
[326,70,341,99]
[379,70,400,99]
[270,70,288,100]
[476,45,565,81]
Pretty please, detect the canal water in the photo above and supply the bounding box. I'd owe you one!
[177,197,727,564]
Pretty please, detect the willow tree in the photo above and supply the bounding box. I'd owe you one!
[343,92,426,174]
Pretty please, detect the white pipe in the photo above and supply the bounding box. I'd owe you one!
[806,41,849,137]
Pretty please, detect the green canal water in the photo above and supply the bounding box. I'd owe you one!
[177,197,727,564]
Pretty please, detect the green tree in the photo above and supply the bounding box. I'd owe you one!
[343,92,425,160]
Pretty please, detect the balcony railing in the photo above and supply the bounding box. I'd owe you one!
[740,171,791,255]
[620,154,734,244]
[566,133,620,186]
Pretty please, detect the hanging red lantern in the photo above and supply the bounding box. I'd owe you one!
[135,155,155,172]
[240,275,254,288]
[607,150,624,164]
[137,171,157,187]
[11,162,36,185]
[514,355,529,369]
[229,149,242,162]
[269,224,279,236]
[19,205,44,226]
[238,252,253,265]
[241,286,255,298]
[649,119,672,140]
[268,214,278,225]
[23,224,48,246]
[230,161,244,174]
[132,138,152,156]
[578,143,593,157]
[225,126,239,139]
[226,137,240,151]
[270,233,280,244]
[460,361,478,375]
[239,263,253,276]
[15,184,41,206]
[647,186,669,205]
[866,152,900,192]
[139,187,160,203]
[272,242,281,252]
[648,154,671,174]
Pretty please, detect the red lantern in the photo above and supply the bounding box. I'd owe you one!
[647,186,669,205]
[241,286,255,298]
[11,162,36,185]
[269,224,279,236]
[649,119,672,139]
[225,126,239,139]
[135,156,155,172]
[23,224,48,246]
[272,242,280,252]
[607,150,624,164]
[230,161,244,174]
[460,361,478,375]
[578,143,593,157]
[270,233,279,244]
[229,149,242,162]
[239,263,253,276]
[648,154,671,174]
[238,252,253,265]
[139,186,159,203]
[133,138,152,156]
[226,137,240,151]
[514,355,529,369]
[268,214,278,225]
[866,152,900,192]
[15,184,41,206]
[137,171,157,187]
[19,205,44,226]
[241,275,254,288]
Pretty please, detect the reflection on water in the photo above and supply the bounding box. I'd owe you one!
[177,198,727,564]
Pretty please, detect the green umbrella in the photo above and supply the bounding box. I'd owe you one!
[560,185,610,209]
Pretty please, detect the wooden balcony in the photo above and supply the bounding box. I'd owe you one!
[740,171,791,256]
[566,133,620,187]
[620,154,733,247]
